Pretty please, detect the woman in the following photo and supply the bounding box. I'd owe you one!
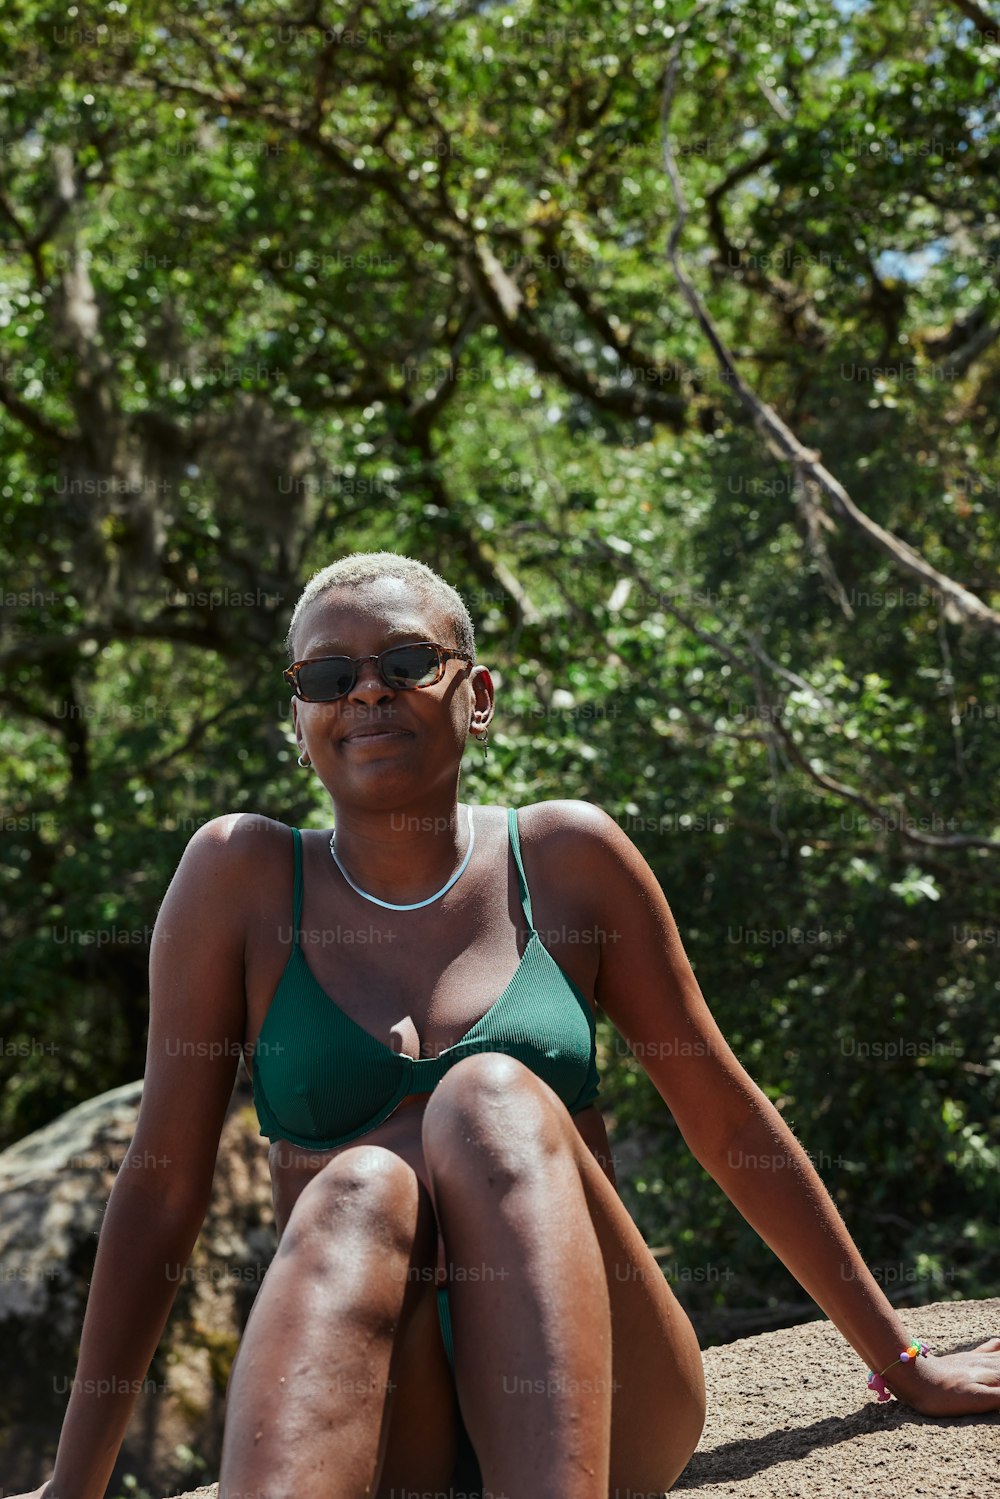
[19,551,1000,1499]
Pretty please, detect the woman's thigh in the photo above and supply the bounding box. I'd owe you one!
[259,1141,463,1496]
[423,1058,707,1496]
[376,1273,462,1498]
[577,1141,707,1494]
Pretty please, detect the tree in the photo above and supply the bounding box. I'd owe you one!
[2,0,998,1330]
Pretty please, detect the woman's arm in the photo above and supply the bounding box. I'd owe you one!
[43,1179,217,1499]
[690,1087,1000,1413]
[544,800,1000,1416]
[40,816,251,1499]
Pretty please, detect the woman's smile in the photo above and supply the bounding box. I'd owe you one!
[342,728,414,745]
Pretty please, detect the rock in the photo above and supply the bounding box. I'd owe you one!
[675,1295,1000,1497]
[0,1070,275,1498]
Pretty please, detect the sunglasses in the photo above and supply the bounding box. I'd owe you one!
[284,641,473,702]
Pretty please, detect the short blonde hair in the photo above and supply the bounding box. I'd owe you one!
[286,551,477,663]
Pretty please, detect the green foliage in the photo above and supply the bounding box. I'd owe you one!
[1,0,998,1334]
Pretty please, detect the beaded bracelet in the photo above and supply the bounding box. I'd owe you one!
[866,1338,931,1401]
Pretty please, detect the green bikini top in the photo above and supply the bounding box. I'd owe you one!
[251,806,602,1150]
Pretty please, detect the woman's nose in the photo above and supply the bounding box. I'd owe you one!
[348,656,394,699]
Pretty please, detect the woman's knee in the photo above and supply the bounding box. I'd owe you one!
[422,1052,569,1184]
[280,1144,432,1257]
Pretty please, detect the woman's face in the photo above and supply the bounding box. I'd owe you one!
[289,580,492,806]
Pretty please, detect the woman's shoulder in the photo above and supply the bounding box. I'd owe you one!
[186,810,294,855]
[517,797,659,894]
[513,800,622,891]
[508,802,633,943]
[177,813,294,909]
[515,798,619,847]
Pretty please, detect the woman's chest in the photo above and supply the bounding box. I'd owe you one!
[243,814,601,1064]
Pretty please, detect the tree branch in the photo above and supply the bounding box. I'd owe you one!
[0,372,78,446]
[463,239,687,428]
[658,35,1000,638]
[582,536,1000,855]
[946,0,1000,38]
[538,221,690,391]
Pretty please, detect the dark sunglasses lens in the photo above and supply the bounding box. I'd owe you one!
[296,658,356,700]
[381,644,440,688]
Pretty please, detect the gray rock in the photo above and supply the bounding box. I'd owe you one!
[0,1070,274,1498]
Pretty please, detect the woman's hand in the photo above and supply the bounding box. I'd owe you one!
[901,1338,1000,1416]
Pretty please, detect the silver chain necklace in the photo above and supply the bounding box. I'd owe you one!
[328,805,475,911]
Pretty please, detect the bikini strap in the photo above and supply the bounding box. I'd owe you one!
[507,807,535,931]
[290,826,304,939]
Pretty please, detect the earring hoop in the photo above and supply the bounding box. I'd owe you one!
[297,751,311,768]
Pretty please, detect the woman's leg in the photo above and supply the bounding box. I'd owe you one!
[218,1144,446,1499]
[375,1279,466,1498]
[421,1055,614,1499]
[422,1054,707,1499]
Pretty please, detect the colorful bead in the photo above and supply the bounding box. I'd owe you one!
[867,1338,930,1400]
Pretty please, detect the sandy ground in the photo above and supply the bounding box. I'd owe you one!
[674,1295,1000,1498]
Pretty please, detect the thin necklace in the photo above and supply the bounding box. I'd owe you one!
[329,806,475,911]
